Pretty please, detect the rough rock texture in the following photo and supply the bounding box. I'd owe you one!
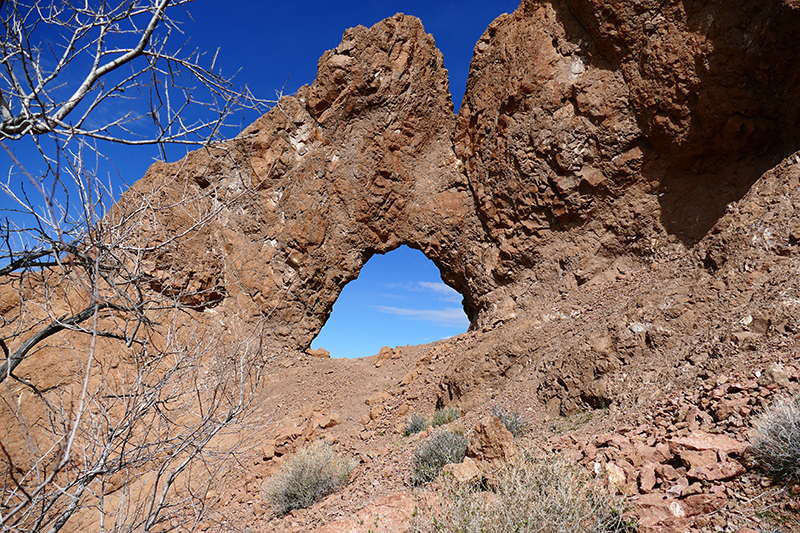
[455,0,800,312]
[116,14,494,351]
[108,1,800,353]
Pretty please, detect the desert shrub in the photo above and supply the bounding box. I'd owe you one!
[431,407,460,427]
[411,430,468,485]
[751,393,800,481]
[410,455,635,533]
[404,414,429,436]
[491,405,529,437]
[265,441,355,515]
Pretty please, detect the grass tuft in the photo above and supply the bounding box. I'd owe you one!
[404,414,428,436]
[411,429,468,485]
[410,455,636,533]
[431,407,460,427]
[751,393,800,481]
[491,405,529,437]
[265,441,354,515]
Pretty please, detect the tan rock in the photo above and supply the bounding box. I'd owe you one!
[638,463,657,493]
[679,449,717,471]
[466,417,518,467]
[369,405,384,420]
[635,493,683,526]
[714,398,749,421]
[665,477,689,499]
[668,431,748,456]
[596,433,631,449]
[273,425,304,456]
[306,347,331,358]
[688,460,746,481]
[629,444,670,467]
[606,462,627,489]
[261,442,275,461]
[441,457,482,484]
[317,413,341,429]
[762,363,793,388]
[680,493,728,516]
[375,346,400,367]
[655,464,680,483]
[365,391,391,406]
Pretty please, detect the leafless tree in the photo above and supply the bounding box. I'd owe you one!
[0,1,275,531]
[0,0,265,145]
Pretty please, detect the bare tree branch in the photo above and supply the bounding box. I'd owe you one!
[0,2,278,531]
[0,0,272,144]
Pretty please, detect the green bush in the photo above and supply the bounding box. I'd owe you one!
[404,414,428,436]
[411,430,468,485]
[410,455,635,533]
[751,393,800,481]
[265,441,355,515]
[431,407,460,427]
[491,405,529,437]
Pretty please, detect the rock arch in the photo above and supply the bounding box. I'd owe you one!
[121,14,502,352]
[118,3,800,353]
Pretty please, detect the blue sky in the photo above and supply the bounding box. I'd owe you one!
[0,0,521,357]
[310,246,470,358]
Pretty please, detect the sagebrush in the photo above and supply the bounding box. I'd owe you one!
[491,405,529,437]
[404,414,428,436]
[751,393,800,481]
[431,407,460,427]
[411,430,468,485]
[410,455,636,533]
[265,441,354,515]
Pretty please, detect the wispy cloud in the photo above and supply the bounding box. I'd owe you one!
[371,305,469,328]
[384,281,463,303]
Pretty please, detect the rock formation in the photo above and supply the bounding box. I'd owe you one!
[114,0,800,355]
[4,3,800,532]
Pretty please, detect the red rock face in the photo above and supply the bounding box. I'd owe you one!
[116,14,497,351]
[115,2,800,352]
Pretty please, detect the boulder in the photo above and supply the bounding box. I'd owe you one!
[441,457,482,485]
[466,417,519,468]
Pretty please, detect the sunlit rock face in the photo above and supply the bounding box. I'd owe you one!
[120,1,800,351]
[121,14,498,351]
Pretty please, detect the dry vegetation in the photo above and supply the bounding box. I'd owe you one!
[411,455,635,533]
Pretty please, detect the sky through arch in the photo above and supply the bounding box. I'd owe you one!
[310,246,469,358]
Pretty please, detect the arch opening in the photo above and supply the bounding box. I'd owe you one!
[310,245,469,358]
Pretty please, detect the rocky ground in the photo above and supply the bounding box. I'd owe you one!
[190,230,800,533]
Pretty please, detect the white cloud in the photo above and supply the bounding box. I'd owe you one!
[383,281,463,303]
[371,305,469,328]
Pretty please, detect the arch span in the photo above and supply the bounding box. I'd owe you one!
[120,14,501,352]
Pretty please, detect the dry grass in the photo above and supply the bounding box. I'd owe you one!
[751,393,800,481]
[431,407,460,427]
[491,405,529,437]
[404,414,429,436]
[410,455,635,533]
[411,430,468,486]
[264,441,355,515]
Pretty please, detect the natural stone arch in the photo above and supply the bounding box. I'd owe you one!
[119,2,800,358]
[120,14,503,353]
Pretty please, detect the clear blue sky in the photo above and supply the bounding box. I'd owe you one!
[0,0,520,358]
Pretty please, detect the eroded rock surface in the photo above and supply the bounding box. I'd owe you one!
[112,1,800,356]
[117,14,495,350]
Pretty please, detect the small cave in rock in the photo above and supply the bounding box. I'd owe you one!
[310,245,469,359]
